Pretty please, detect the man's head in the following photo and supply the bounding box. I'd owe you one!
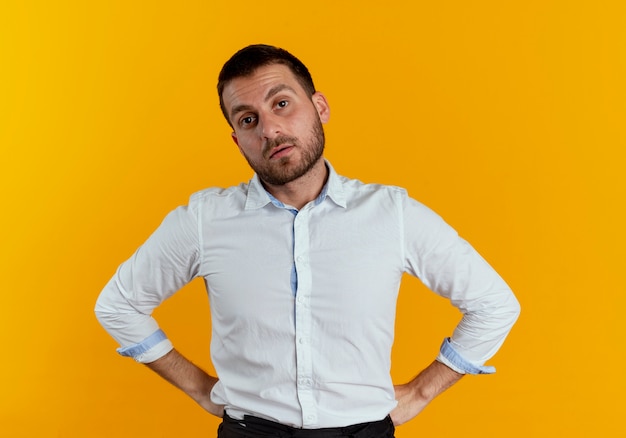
[217,45,330,188]
[217,44,316,127]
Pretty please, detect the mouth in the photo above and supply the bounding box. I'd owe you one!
[268,144,294,159]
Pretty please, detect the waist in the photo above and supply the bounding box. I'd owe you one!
[221,412,395,437]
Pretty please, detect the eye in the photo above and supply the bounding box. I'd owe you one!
[276,100,288,109]
[239,115,257,128]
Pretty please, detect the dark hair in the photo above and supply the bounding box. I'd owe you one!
[217,44,316,125]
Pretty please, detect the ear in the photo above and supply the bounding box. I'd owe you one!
[312,92,330,123]
[231,132,243,154]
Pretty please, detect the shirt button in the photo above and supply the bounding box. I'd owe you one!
[299,337,306,344]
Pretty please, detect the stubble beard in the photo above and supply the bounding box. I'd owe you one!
[244,117,325,186]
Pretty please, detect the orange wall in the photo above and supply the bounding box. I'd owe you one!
[1,1,625,436]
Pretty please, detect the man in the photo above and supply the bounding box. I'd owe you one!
[95,44,520,437]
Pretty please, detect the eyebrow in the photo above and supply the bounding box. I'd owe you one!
[229,84,297,121]
[265,84,296,101]
[230,103,254,121]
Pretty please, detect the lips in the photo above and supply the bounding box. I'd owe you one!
[268,144,294,159]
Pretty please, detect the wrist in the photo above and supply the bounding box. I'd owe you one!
[409,360,464,402]
[407,375,435,403]
[189,374,218,402]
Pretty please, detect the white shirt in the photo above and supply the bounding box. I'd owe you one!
[95,162,520,428]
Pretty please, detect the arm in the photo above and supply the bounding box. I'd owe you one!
[95,202,218,402]
[402,195,520,367]
[95,206,202,361]
[396,195,520,423]
[390,360,463,426]
[146,349,224,417]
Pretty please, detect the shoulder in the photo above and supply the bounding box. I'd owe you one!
[335,173,442,223]
[188,181,249,204]
[337,173,409,203]
[185,181,248,210]
[178,181,253,223]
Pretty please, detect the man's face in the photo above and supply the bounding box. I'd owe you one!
[222,64,330,186]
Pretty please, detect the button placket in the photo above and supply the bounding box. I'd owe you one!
[292,207,317,426]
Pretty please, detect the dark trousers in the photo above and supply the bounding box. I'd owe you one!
[218,413,395,438]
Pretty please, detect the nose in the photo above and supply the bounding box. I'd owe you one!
[258,111,282,139]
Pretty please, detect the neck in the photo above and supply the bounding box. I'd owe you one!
[262,158,328,210]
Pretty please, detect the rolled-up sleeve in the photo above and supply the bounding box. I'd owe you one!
[95,202,201,363]
[402,195,520,374]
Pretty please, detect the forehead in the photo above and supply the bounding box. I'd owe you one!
[222,64,305,110]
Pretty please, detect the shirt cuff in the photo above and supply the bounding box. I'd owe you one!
[436,337,496,375]
[116,329,173,363]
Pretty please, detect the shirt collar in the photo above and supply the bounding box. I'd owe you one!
[244,160,347,210]
[323,161,347,208]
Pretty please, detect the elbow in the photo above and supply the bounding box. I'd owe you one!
[94,291,111,325]
[494,289,521,334]
[509,290,521,323]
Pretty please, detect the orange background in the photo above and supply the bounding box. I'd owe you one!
[1,1,625,436]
